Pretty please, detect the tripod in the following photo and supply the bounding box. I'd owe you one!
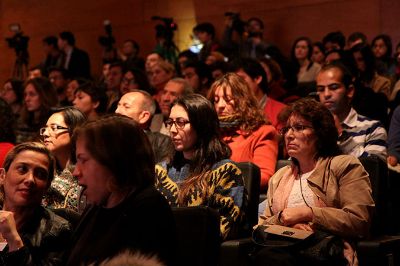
[13,50,29,80]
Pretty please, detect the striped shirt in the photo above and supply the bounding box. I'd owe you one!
[339,108,387,161]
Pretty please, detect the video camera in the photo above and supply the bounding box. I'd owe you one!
[151,16,177,42]
[98,20,115,51]
[5,24,29,56]
[224,12,247,36]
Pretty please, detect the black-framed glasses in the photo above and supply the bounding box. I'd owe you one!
[164,118,190,130]
[279,124,313,135]
[40,124,69,136]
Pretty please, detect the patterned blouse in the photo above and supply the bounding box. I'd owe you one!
[42,164,82,213]
[155,159,245,240]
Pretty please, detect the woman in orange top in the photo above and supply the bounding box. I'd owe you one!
[209,73,278,192]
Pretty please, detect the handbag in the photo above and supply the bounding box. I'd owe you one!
[252,225,347,265]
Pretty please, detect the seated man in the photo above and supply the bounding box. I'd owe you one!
[317,62,387,161]
[116,90,173,162]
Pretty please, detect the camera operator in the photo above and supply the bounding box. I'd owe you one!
[119,39,145,70]
[152,17,179,66]
[41,36,63,75]
[221,14,272,60]
[192,22,220,62]
[58,31,91,79]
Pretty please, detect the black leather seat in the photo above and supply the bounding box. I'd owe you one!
[220,162,261,266]
[172,206,220,266]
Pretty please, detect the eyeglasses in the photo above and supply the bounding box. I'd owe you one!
[40,124,69,136]
[279,124,313,135]
[164,118,190,130]
[316,83,344,93]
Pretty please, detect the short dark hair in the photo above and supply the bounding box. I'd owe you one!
[72,114,155,191]
[43,36,58,48]
[322,31,346,50]
[285,98,341,160]
[348,32,367,46]
[229,57,269,94]
[319,61,354,90]
[59,31,75,46]
[74,82,108,114]
[48,67,71,80]
[124,39,139,53]
[247,17,264,29]
[193,22,215,38]
[183,61,213,88]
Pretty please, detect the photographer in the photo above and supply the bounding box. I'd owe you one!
[152,17,179,66]
[192,22,220,62]
[221,14,272,60]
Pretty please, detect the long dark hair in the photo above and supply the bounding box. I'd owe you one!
[171,94,231,204]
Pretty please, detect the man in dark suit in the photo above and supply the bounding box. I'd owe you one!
[58,31,91,79]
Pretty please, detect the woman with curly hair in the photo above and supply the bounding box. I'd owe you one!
[209,73,278,192]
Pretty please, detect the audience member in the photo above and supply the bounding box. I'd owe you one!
[322,31,345,52]
[0,142,72,264]
[1,78,24,119]
[371,34,396,78]
[291,37,321,83]
[41,36,64,74]
[255,98,374,266]
[209,73,278,191]
[347,32,368,49]
[311,41,325,65]
[120,39,145,70]
[230,58,286,129]
[120,67,151,96]
[73,82,108,121]
[258,57,287,101]
[148,61,175,103]
[65,78,87,104]
[209,60,229,80]
[177,50,198,75]
[67,115,176,265]
[28,66,43,80]
[145,52,164,72]
[41,107,86,212]
[181,61,213,96]
[16,77,58,144]
[48,67,71,106]
[58,31,91,79]
[106,61,124,93]
[156,94,245,240]
[317,62,387,161]
[0,98,16,166]
[193,22,219,62]
[115,91,173,163]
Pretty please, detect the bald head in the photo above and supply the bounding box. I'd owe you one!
[115,91,156,128]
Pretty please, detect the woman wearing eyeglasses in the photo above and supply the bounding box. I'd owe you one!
[255,98,374,265]
[155,94,245,240]
[41,107,86,212]
[208,73,278,192]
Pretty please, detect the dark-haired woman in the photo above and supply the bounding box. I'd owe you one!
[0,142,72,264]
[67,115,176,266]
[209,73,278,192]
[371,34,396,78]
[1,79,24,119]
[291,37,321,84]
[255,98,374,266]
[16,77,58,144]
[155,94,245,240]
[41,107,87,212]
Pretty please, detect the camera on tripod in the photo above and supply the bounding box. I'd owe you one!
[5,24,29,57]
[98,20,115,52]
[151,16,177,42]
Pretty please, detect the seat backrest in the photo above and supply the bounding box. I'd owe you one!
[172,206,220,266]
[236,162,261,235]
[275,159,291,172]
[359,156,390,235]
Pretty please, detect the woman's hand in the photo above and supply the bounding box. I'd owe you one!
[279,206,313,226]
[0,211,24,252]
[292,223,313,231]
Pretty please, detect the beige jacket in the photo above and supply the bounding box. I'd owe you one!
[259,155,375,239]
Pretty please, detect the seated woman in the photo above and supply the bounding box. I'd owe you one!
[67,115,176,266]
[208,73,278,192]
[0,142,72,264]
[256,98,374,265]
[1,78,24,119]
[73,81,108,121]
[41,107,87,212]
[155,94,245,240]
[16,77,58,144]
